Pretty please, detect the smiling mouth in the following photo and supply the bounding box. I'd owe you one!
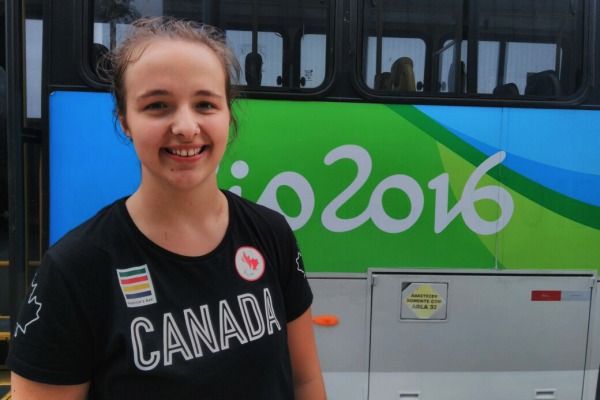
[165,147,206,157]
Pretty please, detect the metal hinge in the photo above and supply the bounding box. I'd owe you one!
[371,274,378,286]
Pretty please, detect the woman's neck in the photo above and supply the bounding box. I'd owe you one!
[125,183,229,257]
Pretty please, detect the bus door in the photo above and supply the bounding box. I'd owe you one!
[0,1,8,392]
[3,1,44,394]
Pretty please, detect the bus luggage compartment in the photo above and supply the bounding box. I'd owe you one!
[311,269,598,400]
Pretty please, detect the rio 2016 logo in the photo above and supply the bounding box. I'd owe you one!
[226,144,514,235]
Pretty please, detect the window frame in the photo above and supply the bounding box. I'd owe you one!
[354,0,592,107]
[78,0,337,100]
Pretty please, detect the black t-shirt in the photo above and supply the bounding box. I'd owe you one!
[7,190,313,399]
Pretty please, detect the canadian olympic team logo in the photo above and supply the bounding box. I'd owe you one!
[235,246,265,281]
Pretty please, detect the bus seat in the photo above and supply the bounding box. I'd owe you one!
[525,70,562,96]
[374,72,391,90]
[391,57,416,91]
[245,51,263,87]
[493,83,519,95]
[448,61,466,93]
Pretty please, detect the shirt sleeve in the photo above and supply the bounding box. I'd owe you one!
[275,218,314,323]
[7,254,94,385]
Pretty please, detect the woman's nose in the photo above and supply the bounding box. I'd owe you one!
[171,107,199,137]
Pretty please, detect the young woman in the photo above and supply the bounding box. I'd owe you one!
[8,17,326,400]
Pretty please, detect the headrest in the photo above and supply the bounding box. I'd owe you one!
[374,72,391,90]
[245,52,263,87]
[493,83,519,96]
[391,57,416,91]
[525,70,562,96]
[448,61,466,93]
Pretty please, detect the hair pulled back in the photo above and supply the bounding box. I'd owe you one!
[103,17,242,138]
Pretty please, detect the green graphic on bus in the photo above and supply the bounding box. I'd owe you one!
[217,100,600,273]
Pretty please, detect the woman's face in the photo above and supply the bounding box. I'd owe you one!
[119,39,231,192]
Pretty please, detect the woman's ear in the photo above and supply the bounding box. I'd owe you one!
[118,114,130,138]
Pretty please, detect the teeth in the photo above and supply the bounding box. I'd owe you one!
[168,147,203,157]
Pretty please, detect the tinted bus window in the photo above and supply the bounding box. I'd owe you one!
[25,19,42,118]
[362,0,584,99]
[91,0,332,90]
[227,30,283,87]
[364,36,426,90]
[505,42,559,94]
[300,34,326,88]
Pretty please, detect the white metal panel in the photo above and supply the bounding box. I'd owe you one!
[368,270,594,400]
[309,275,369,400]
[583,278,600,400]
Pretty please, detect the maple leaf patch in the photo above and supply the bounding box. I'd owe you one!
[14,276,43,337]
[235,246,265,281]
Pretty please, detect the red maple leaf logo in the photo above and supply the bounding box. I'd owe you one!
[242,252,259,270]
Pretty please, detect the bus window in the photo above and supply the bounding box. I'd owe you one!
[506,42,559,95]
[435,40,467,93]
[0,66,6,264]
[227,30,283,87]
[91,0,332,91]
[361,0,584,99]
[438,40,561,95]
[0,4,6,268]
[300,34,326,88]
[362,0,465,94]
[436,40,502,94]
[363,37,425,91]
[25,19,42,118]
[477,41,500,93]
[93,22,132,51]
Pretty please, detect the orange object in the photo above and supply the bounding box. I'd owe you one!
[313,315,339,326]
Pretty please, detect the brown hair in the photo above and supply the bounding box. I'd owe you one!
[102,17,242,138]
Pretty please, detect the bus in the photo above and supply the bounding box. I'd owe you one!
[3,0,600,398]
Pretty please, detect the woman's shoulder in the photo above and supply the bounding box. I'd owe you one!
[46,197,129,267]
[223,190,288,225]
[222,190,296,244]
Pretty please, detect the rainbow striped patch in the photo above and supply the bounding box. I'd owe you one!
[116,265,157,308]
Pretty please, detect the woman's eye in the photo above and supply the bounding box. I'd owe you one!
[145,102,166,111]
[197,102,215,110]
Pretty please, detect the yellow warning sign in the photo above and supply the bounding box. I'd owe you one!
[403,283,445,319]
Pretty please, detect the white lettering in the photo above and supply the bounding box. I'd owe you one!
[163,313,193,366]
[428,151,514,234]
[238,293,266,341]
[184,306,220,357]
[131,317,160,371]
[232,146,514,235]
[321,145,371,232]
[219,300,248,350]
[264,288,282,334]
[370,174,424,233]
[129,289,282,371]
[257,172,315,230]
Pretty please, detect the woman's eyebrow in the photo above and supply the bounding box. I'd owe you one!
[136,89,170,100]
[135,89,223,100]
[194,90,224,99]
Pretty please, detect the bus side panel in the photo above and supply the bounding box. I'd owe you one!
[368,270,594,400]
[415,106,600,271]
[221,100,502,273]
[500,108,600,270]
[309,276,369,399]
[221,101,600,273]
[50,95,600,277]
[583,278,600,399]
[49,91,140,244]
